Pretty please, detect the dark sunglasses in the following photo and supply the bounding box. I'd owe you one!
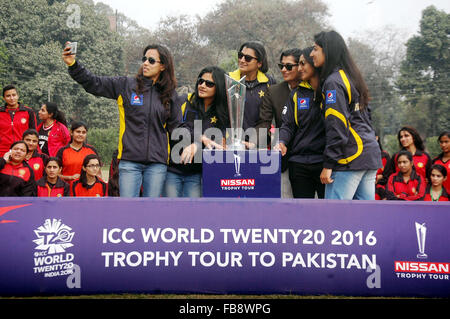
[141,56,161,64]
[198,78,216,88]
[238,52,258,62]
[277,63,299,71]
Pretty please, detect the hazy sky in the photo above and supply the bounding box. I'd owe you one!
[94,0,449,39]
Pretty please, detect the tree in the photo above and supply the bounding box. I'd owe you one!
[0,0,124,128]
[348,27,408,137]
[153,15,217,88]
[396,6,450,138]
[197,0,329,81]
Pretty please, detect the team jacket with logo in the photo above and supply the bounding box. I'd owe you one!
[68,61,184,164]
[36,120,70,157]
[168,93,227,175]
[71,177,107,197]
[420,185,449,201]
[321,69,381,171]
[26,150,48,181]
[37,177,70,197]
[0,158,36,196]
[0,104,37,156]
[279,81,325,164]
[383,150,431,182]
[432,154,450,194]
[229,70,276,132]
[385,169,426,201]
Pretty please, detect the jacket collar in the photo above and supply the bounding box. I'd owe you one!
[229,69,269,84]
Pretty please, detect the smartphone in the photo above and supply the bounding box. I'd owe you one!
[67,42,78,54]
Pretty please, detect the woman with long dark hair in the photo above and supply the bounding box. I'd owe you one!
[383,126,431,183]
[63,43,184,197]
[37,101,70,157]
[165,66,229,197]
[310,30,381,200]
[275,47,325,198]
[71,154,107,197]
[229,41,276,148]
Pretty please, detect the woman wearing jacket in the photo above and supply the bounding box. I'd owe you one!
[37,157,70,197]
[310,30,381,200]
[165,66,229,197]
[432,131,450,194]
[383,126,431,183]
[37,102,70,157]
[62,43,184,197]
[71,154,107,197]
[385,150,426,201]
[0,140,36,196]
[229,41,276,148]
[22,129,48,181]
[56,121,99,185]
[275,47,326,198]
[0,84,37,157]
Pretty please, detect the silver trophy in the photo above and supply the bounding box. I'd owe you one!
[233,153,241,177]
[225,74,246,151]
[415,222,428,259]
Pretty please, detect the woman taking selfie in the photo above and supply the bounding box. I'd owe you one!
[310,30,381,200]
[63,42,183,197]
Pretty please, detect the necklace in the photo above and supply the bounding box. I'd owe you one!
[430,188,442,201]
[43,120,55,129]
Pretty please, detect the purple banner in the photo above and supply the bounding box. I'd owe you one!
[0,198,448,297]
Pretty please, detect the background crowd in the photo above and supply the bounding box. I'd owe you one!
[0,31,448,201]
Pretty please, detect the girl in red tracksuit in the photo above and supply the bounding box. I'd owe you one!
[37,157,70,197]
[420,164,449,202]
[385,150,426,201]
[0,85,37,157]
[71,154,107,197]
[432,131,450,194]
[36,102,70,157]
[383,126,431,182]
[22,129,48,181]
[0,140,36,196]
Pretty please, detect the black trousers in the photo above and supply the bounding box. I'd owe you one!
[288,161,325,199]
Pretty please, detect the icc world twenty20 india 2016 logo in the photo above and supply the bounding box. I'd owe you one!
[33,219,76,278]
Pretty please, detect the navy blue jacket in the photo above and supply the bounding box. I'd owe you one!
[321,69,381,171]
[168,94,227,175]
[68,60,184,165]
[279,81,325,164]
[229,69,276,132]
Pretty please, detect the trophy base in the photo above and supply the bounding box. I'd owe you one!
[416,253,428,259]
